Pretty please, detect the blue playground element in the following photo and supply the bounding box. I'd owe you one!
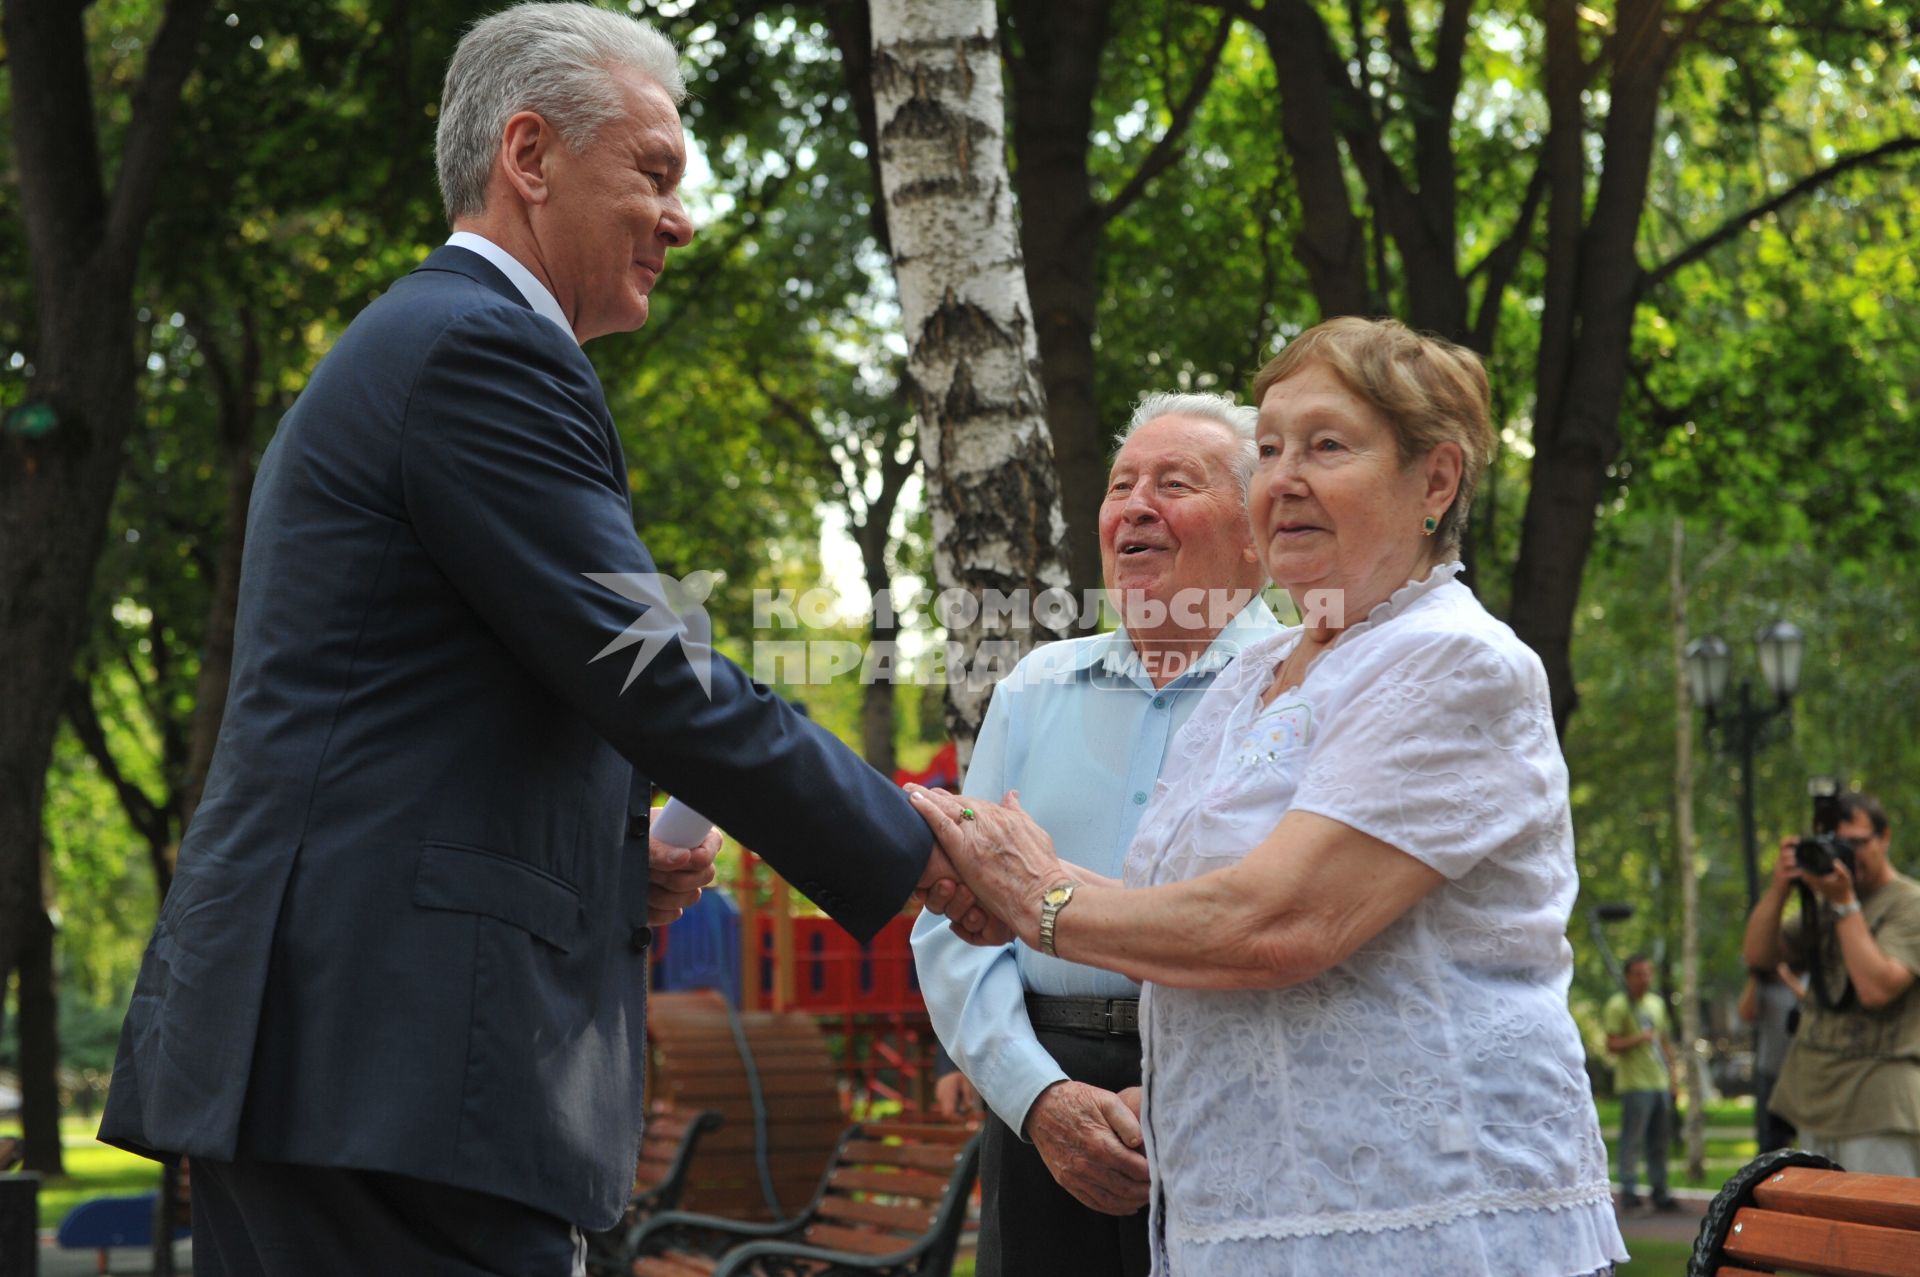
[57,1191,191,1257]
[653,885,741,1006]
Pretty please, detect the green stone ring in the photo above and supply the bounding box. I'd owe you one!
[960,808,976,821]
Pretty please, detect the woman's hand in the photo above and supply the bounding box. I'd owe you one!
[908,785,1064,948]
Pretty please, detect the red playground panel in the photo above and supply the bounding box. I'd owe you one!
[755,913,924,1015]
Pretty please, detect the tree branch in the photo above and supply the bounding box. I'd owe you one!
[1097,9,1234,225]
[104,0,214,271]
[1670,0,1734,54]
[1643,135,1920,289]
[65,678,172,854]
[1469,160,1547,351]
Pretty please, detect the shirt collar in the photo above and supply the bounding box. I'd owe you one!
[445,231,576,343]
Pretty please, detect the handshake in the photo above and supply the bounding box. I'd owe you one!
[906,784,1082,952]
[645,784,1083,951]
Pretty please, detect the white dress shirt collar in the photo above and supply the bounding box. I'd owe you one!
[444,231,575,343]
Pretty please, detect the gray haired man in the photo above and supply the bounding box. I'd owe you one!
[98,7,945,1272]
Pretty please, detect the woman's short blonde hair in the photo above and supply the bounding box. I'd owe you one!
[1250,317,1494,556]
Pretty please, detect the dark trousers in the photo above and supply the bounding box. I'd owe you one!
[192,1156,585,1277]
[976,1025,1150,1277]
[1617,1090,1671,1202]
[1755,1070,1797,1154]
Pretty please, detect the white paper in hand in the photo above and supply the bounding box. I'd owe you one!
[650,797,713,849]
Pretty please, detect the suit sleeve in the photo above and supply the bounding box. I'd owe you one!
[398,305,929,940]
[911,668,1068,1135]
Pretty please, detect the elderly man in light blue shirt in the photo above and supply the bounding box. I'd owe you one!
[913,391,1278,1277]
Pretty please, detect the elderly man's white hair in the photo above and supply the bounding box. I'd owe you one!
[436,2,686,224]
[1114,390,1259,498]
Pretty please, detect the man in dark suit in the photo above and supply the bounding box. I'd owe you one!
[99,6,964,1272]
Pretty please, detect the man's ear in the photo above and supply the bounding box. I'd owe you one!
[499,110,554,207]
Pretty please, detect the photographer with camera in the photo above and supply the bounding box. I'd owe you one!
[1743,790,1920,1175]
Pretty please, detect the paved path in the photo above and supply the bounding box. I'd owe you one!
[1614,1185,1713,1248]
[32,1236,192,1276]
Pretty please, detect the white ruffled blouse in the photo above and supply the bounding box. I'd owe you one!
[1122,564,1627,1276]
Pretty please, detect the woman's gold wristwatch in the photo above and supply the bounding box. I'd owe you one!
[1039,880,1079,957]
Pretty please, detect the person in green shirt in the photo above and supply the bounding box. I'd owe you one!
[1603,954,1680,1211]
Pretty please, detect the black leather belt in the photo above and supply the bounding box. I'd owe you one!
[1025,994,1140,1037]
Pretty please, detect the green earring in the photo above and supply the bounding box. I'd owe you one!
[1422,515,1438,535]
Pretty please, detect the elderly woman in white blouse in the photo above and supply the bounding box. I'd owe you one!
[912,317,1627,1277]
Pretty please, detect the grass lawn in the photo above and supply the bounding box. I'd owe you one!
[1592,1096,1758,1193]
[1620,1237,1693,1276]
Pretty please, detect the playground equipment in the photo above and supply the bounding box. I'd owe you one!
[650,840,942,1116]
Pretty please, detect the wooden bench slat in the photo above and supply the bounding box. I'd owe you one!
[802,1221,908,1256]
[858,1120,976,1144]
[839,1139,963,1173]
[1710,1267,1776,1277]
[1722,1206,1920,1277]
[631,1254,714,1277]
[817,1194,938,1233]
[1754,1167,1920,1232]
[828,1166,951,1199]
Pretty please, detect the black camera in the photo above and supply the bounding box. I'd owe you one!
[1794,776,1856,879]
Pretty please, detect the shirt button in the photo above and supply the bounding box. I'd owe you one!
[1152,696,1167,709]
[1133,791,1147,805]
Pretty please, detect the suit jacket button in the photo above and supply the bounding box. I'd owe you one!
[630,926,653,953]
[629,815,650,839]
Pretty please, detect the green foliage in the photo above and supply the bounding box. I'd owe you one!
[1566,512,1920,1017]
[18,0,1920,1114]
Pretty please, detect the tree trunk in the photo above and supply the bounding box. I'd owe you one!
[1507,0,1670,734]
[1670,518,1707,1178]
[854,432,913,777]
[0,0,210,1051]
[869,0,1071,760]
[15,874,64,1175]
[1004,0,1113,602]
[1246,1,1374,318]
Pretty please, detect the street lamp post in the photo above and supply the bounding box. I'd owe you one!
[1685,621,1806,907]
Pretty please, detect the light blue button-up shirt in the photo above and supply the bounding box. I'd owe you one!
[911,599,1280,1134]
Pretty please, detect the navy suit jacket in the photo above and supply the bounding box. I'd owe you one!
[98,246,932,1228]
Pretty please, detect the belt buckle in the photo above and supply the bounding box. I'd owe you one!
[1102,999,1123,1034]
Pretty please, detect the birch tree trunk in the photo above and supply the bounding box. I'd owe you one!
[1670,517,1707,1178]
[869,0,1069,760]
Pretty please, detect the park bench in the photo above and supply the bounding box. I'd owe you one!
[585,1106,725,1277]
[56,1191,191,1275]
[1689,1147,1920,1276]
[630,1119,981,1277]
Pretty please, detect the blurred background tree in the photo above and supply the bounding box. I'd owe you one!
[3,0,1916,1180]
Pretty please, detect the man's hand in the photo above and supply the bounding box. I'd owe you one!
[1024,1081,1150,1216]
[1801,855,1858,908]
[934,1070,980,1120]
[649,827,721,925]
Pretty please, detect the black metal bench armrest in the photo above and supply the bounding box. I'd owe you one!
[631,1207,809,1261]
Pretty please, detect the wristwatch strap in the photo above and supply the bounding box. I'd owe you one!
[1039,881,1078,957]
